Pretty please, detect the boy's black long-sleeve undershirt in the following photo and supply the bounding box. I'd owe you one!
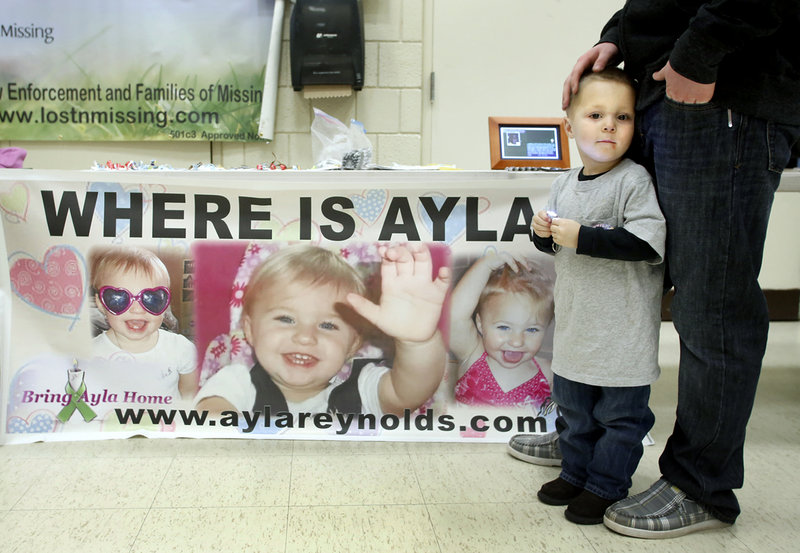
[531,225,658,262]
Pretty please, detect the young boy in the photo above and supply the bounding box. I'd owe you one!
[194,243,450,417]
[528,68,666,524]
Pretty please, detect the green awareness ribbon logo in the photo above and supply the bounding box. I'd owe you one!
[57,368,97,423]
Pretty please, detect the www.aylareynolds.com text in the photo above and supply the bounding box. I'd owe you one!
[114,406,549,435]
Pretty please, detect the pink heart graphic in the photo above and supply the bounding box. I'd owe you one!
[9,246,86,328]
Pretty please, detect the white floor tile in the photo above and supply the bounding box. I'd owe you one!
[291,438,409,456]
[131,507,288,553]
[0,509,146,553]
[152,456,292,508]
[171,437,294,457]
[16,457,172,510]
[286,505,439,553]
[289,454,423,505]
[0,457,50,510]
[411,451,543,504]
[582,523,749,553]
[428,502,598,553]
[729,497,800,553]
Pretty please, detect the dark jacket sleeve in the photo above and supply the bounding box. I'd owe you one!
[576,226,658,262]
[599,9,623,48]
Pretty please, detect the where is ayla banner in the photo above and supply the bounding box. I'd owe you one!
[0,0,273,141]
[0,171,560,444]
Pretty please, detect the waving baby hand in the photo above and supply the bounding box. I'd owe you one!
[347,243,451,343]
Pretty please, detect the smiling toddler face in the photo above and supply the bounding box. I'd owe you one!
[476,292,549,369]
[242,278,361,402]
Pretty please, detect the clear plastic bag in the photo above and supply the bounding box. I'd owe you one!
[310,108,373,169]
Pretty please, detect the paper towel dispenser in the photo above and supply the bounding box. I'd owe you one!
[290,0,364,91]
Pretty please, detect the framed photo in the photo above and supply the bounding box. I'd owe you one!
[488,117,571,170]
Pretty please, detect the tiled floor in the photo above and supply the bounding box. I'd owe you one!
[1,322,798,553]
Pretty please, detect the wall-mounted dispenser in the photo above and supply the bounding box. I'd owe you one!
[290,0,364,98]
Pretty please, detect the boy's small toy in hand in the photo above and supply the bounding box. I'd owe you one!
[546,210,558,220]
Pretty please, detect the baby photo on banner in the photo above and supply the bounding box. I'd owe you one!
[0,174,558,443]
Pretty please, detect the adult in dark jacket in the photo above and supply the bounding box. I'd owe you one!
[572,0,800,538]
[512,0,800,539]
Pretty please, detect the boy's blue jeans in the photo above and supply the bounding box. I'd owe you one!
[636,98,800,523]
[552,374,655,501]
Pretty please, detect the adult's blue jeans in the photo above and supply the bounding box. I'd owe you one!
[552,374,655,501]
[636,98,800,523]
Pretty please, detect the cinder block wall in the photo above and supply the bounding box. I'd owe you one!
[217,0,426,169]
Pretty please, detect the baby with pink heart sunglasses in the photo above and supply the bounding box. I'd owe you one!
[90,246,197,400]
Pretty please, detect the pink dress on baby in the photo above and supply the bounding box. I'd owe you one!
[455,351,551,408]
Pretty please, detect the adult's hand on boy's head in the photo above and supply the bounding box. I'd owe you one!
[562,42,620,110]
[346,244,451,343]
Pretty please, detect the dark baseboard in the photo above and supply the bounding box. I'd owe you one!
[661,289,800,321]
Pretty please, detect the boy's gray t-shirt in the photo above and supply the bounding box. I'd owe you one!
[548,158,666,387]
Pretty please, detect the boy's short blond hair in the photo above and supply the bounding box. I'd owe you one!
[478,262,554,323]
[242,245,367,317]
[90,246,170,290]
[566,67,636,117]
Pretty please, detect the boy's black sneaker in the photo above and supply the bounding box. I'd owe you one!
[565,490,618,525]
[537,477,582,506]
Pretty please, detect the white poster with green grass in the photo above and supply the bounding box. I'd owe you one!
[0,0,274,141]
